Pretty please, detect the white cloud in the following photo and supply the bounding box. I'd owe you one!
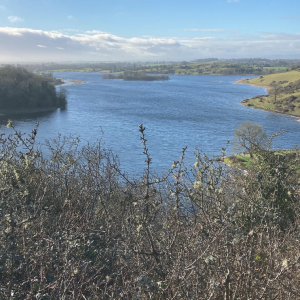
[0,27,299,62]
[8,16,24,23]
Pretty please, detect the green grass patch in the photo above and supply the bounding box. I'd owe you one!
[224,154,253,170]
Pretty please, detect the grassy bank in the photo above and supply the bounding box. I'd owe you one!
[223,153,252,170]
[237,70,300,117]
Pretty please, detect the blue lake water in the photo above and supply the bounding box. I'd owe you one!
[1,73,300,175]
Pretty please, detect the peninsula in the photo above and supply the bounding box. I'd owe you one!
[236,68,300,117]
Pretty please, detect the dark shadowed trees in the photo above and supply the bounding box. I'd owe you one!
[0,66,67,111]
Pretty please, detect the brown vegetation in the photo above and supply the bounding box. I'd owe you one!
[0,123,300,299]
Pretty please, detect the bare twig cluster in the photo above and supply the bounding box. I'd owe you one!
[0,123,299,299]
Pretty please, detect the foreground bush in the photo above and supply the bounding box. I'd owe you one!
[0,124,300,299]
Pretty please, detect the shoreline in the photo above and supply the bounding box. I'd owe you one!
[104,79,169,82]
[0,107,59,117]
[69,79,85,84]
[55,79,86,86]
[58,79,86,86]
[234,78,300,120]
[234,79,271,92]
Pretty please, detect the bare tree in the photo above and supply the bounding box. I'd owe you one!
[270,80,282,103]
[232,120,268,158]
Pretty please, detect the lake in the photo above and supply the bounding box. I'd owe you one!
[1,73,300,175]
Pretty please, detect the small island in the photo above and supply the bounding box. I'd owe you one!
[0,66,67,115]
[102,71,169,81]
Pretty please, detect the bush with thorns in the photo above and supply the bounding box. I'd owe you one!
[0,122,300,299]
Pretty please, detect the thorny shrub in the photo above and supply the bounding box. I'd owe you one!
[0,123,300,299]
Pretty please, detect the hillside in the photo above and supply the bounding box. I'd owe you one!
[238,70,300,117]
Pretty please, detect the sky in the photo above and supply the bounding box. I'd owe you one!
[0,0,300,62]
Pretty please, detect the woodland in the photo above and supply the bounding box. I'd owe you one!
[0,66,67,111]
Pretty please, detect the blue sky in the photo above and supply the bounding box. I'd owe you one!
[0,0,300,61]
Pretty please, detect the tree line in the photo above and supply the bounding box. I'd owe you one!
[7,58,300,75]
[102,71,170,81]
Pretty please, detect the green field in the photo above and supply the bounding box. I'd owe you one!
[242,70,300,86]
[263,66,289,70]
[223,154,253,170]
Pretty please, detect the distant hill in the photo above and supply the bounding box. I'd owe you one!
[16,59,300,76]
